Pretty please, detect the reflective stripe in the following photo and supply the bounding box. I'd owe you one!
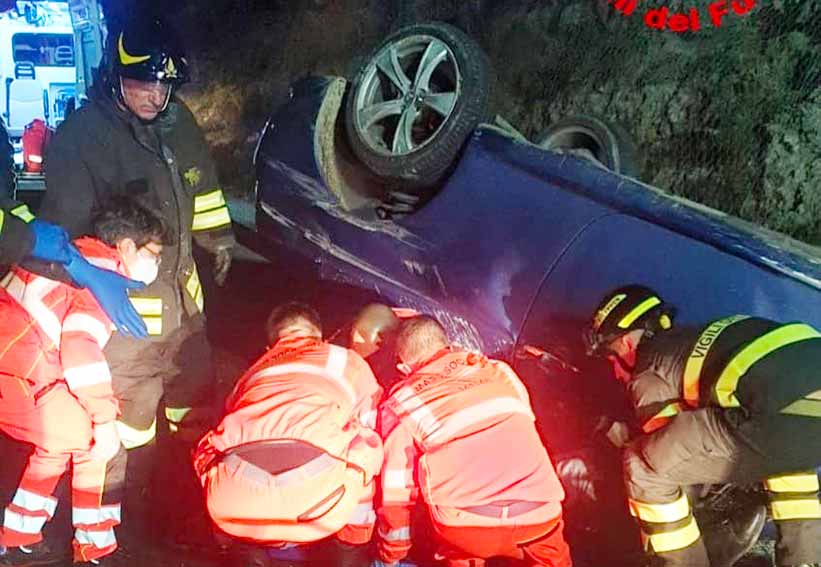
[192,207,231,231]
[715,324,821,408]
[424,397,534,445]
[129,298,163,336]
[360,409,377,429]
[383,469,409,490]
[644,516,701,553]
[72,505,121,526]
[224,452,339,487]
[617,296,660,329]
[765,472,820,493]
[185,269,204,312]
[193,189,226,213]
[12,489,57,516]
[3,509,47,534]
[28,155,42,164]
[770,499,821,520]
[347,502,376,526]
[62,313,110,348]
[629,493,690,523]
[682,316,749,407]
[129,297,162,316]
[252,355,357,404]
[74,527,116,549]
[781,398,821,417]
[64,362,112,390]
[165,407,192,424]
[642,402,684,433]
[5,276,62,346]
[592,293,627,332]
[10,204,34,223]
[116,418,157,449]
[383,527,411,542]
[0,209,4,232]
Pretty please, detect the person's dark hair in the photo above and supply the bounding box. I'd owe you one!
[266,301,322,343]
[92,195,169,248]
[395,315,449,364]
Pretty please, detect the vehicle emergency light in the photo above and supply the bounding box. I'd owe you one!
[22,119,53,173]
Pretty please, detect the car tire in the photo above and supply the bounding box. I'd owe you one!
[537,115,641,179]
[345,22,491,191]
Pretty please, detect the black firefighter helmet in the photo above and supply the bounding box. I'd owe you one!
[583,285,674,356]
[114,17,188,85]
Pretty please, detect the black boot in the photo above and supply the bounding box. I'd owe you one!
[703,503,767,567]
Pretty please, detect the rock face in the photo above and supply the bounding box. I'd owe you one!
[129,0,820,244]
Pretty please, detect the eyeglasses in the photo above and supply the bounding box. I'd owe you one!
[139,244,163,266]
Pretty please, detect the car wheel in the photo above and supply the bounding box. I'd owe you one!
[345,22,491,191]
[537,115,641,178]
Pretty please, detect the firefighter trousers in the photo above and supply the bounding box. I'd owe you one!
[0,380,125,562]
[624,407,821,567]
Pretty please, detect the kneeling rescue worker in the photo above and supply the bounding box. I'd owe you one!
[193,302,384,563]
[584,285,821,567]
[375,315,571,567]
[0,196,168,565]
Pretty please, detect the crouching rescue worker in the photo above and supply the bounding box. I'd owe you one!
[375,316,571,567]
[0,196,168,565]
[584,285,821,567]
[193,302,383,565]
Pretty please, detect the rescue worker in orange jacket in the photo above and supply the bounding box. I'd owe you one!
[0,196,168,565]
[375,315,571,567]
[193,302,383,565]
[583,285,821,567]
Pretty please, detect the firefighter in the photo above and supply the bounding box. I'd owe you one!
[39,16,234,470]
[193,302,383,565]
[0,195,168,565]
[348,303,420,389]
[583,285,821,567]
[375,315,571,567]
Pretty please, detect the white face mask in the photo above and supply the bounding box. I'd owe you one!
[128,252,160,285]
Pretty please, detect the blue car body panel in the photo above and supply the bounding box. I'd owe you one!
[256,77,821,364]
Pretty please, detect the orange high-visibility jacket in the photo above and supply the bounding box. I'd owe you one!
[195,335,384,483]
[0,237,121,424]
[377,349,566,564]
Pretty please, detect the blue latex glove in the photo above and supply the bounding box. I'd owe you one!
[29,220,73,263]
[64,246,148,338]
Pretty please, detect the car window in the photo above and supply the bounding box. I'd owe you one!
[12,32,74,67]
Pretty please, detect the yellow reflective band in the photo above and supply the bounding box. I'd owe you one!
[645,516,701,553]
[642,402,684,433]
[115,418,157,449]
[192,206,231,231]
[781,398,821,418]
[715,324,821,408]
[193,189,226,214]
[129,297,163,316]
[629,493,691,523]
[683,316,749,407]
[617,296,661,329]
[144,317,162,336]
[770,498,821,521]
[117,34,151,65]
[185,269,204,312]
[10,204,35,223]
[165,407,192,424]
[593,293,626,332]
[765,472,820,493]
[0,209,4,232]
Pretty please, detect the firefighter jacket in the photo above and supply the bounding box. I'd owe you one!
[194,334,383,484]
[629,316,821,434]
[39,93,234,340]
[0,202,35,265]
[0,237,121,423]
[376,348,565,565]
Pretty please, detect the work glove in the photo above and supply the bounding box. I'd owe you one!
[64,246,148,338]
[212,245,232,287]
[29,220,72,263]
[89,421,122,462]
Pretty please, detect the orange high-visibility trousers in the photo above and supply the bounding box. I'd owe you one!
[432,515,572,567]
[0,379,124,562]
